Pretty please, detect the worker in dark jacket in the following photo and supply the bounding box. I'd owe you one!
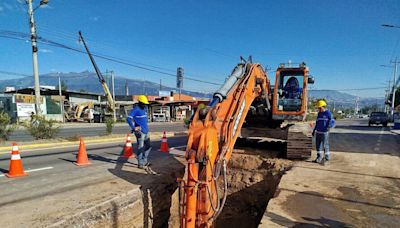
[127,95,151,169]
[312,100,332,164]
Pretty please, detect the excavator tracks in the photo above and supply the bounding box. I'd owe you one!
[286,125,312,159]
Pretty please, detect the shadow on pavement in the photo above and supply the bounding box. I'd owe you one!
[216,174,282,228]
[266,212,352,228]
[103,149,185,227]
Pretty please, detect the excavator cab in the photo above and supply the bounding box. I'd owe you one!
[272,62,313,121]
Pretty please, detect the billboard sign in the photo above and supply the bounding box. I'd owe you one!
[177,67,184,89]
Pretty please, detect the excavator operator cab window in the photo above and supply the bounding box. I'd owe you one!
[276,71,304,112]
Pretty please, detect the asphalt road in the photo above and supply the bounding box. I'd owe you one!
[9,122,187,141]
[0,135,188,227]
[0,118,398,227]
[330,118,399,156]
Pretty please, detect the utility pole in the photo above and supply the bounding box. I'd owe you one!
[58,76,64,122]
[160,79,162,91]
[355,97,359,115]
[111,71,116,122]
[27,0,46,115]
[385,80,391,113]
[390,58,399,119]
[125,80,129,96]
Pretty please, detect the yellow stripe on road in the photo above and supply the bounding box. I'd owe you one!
[0,133,172,155]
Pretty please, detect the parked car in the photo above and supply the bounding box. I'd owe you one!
[368,112,388,127]
[152,113,167,122]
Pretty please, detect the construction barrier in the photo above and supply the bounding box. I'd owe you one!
[121,134,135,158]
[159,131,170,153]
[6,142,28,178]
[74,137,91,166]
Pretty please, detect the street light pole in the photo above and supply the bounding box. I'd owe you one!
[390,58,399,118]
[111,71,116,122]
[27,0,41,114]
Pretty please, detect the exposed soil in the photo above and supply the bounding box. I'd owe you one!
[215,142,293,228]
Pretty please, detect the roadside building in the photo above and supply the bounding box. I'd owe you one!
[132,93,208,122]
[3,87,102,122]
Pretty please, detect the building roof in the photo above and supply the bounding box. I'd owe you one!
[5,87,103,97]
[132,93,196,103]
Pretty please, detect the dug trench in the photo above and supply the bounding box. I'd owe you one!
[214,140,292,228]
[71,140,291,228]
[169,140,292,228]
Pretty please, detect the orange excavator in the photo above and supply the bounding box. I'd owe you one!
[178,57,314,227]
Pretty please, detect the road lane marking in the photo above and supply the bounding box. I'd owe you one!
[170,145,186,150]
[0,166,53,177]
[169,145,186,157]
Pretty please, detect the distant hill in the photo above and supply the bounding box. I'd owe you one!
[308,90,384,109]
[0,71,211,98]
[0,73,384,108]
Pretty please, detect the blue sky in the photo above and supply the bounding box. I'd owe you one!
[0,0,399,97]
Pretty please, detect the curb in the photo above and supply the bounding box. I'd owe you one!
[0,132,177,154]
[390,129,400,135]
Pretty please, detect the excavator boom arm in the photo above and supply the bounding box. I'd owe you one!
[180,61,270,227]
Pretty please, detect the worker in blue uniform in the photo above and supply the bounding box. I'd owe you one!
[127,95,151,169]
[312,100,333,164]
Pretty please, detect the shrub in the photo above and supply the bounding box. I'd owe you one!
[23,115,60,139]
[0,112,17,141]
[105,117,114,135]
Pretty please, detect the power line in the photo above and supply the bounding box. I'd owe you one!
[0,30,222,86]
[310,87,386,91]
[0,70,31,77]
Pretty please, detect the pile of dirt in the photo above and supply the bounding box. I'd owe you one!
[215,149,292,228]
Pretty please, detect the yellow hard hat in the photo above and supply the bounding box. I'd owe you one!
[198,103,206,109]
[316,100,327,108]
[137,95,149,104]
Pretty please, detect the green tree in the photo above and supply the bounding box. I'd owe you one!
[23,115,60,139]
[0,112,17,141]
[105,117,114,135]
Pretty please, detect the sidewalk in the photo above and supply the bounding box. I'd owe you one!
[259,151,400,227]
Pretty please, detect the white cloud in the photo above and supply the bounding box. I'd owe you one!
[39,49,53,53]
[40,4,53,10]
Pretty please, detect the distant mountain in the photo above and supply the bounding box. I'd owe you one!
[308,90,384,109]
[0,73,384,108]
[0,71,211,98]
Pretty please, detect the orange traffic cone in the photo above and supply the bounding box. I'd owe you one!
[6,142,28,178]
[121,134,135,158]
[74,137,91,166]
[159,131,169,153]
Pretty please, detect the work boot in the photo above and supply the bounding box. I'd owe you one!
[313,158,322,163]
